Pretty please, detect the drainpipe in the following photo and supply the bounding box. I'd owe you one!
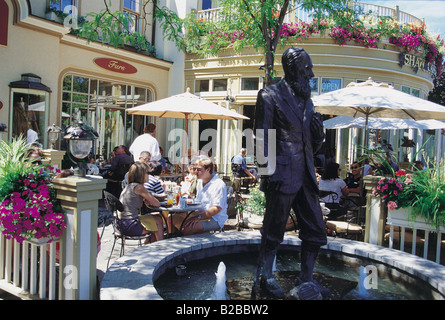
[151,0,157,47]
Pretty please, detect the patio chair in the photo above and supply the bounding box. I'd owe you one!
[319,190,362,239]
[103,191,152,269]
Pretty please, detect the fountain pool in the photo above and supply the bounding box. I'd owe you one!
[100,232,445,300]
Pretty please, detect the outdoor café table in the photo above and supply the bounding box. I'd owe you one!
[147,202,203,237]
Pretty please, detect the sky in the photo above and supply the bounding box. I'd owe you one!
[364,0,445,40]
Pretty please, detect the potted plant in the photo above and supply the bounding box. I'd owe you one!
[236,187,295,230]
[372,162,445,232]
[0,137,66,243]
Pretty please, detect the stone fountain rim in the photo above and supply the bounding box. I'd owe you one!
[100,231,445,300]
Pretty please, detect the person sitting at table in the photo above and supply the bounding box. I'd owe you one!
[159,146,169,173]
[119,162,164,243]
[171,156,227,235]
[181,162,198,196]
[319,162,349,220]
[146,162,165,197]
[231,148,258,183]
[344,162,362,195]
[122,151,151,189]
[103,145,134,197]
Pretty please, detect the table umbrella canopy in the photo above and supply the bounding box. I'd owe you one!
[324,115,445,130]
[127,88,249,121]
[313,78,445,121]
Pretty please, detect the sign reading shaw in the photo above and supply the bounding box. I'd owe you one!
[399,53,437,77]
[94,58,137,74]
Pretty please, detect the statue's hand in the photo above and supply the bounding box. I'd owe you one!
[310,112,324,140]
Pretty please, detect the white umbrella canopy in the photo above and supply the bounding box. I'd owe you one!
[127,88,248,174]
[313,78,445,121]
[127,88,249,121]
[324,115,445,130]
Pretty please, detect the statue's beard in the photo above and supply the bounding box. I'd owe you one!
[287,76,311,100]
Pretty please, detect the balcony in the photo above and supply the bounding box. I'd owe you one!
[196,2,423,27]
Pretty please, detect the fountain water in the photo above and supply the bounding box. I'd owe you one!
[210,262,227,300]
[101,233,445,300]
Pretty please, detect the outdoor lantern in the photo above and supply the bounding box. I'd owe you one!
[64,121,98,177]
[47,123,62,150]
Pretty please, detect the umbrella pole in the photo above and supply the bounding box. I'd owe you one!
[182,114,188,178]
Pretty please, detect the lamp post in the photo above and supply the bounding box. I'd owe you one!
[64,121,98,177]
[47,123,62,150]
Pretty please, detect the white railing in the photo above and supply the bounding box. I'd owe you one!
[0,236,62,300]
[353,2,423,26]
[197,2,423,27]
[386,213,444,265]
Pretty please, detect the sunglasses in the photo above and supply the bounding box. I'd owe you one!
[351,166,360,169]
[194,167,207,172]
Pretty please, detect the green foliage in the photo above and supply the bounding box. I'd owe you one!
[406,158,445,229]
[236,187,266,216]
[362,142,445,230]
[0,137,42,201]
[72,2,158,56]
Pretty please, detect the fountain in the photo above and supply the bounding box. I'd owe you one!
[210,262,227,300]
[100,232,445,300]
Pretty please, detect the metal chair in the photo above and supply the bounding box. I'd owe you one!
[319,190,362,239]
[103,191,152,269]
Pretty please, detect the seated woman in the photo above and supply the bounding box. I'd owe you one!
[319,162,349,220]
[119,162,164,243]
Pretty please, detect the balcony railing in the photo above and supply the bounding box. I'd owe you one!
[196,2,423,27]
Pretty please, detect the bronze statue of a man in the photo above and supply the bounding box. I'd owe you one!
[254,47,328,300]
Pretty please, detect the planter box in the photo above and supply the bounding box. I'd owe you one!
[26,237,60,246]
[387,208,445,233]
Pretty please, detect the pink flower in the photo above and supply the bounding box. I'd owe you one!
[387,201,398,210]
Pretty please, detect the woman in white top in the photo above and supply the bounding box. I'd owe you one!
[319,162,349,219]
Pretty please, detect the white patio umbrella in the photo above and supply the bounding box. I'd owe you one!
[313,77,445,121]
[323,115,445,130]
[313,77,445,151]
[127,88,249,172]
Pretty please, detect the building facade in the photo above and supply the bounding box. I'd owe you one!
[0,0,172,163]
[182,1,444,173]
[0,0,443,173]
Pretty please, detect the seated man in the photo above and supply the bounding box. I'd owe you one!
[231,148,258,182]
[171,156,227,235]
[343,162,362,195]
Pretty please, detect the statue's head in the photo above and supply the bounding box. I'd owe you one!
[282,47,314,99]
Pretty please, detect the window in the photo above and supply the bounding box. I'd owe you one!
[202,0,212,10]
[321,78,341,93]
[49,0,75,11]
[241,78,259,91]
[310,78,319,93]
[402,86,420,97]
[10,89,49,148]
[196,79,209,92]
[123,0,141,33]
[213,79,227,91]
[62,74,154,162]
